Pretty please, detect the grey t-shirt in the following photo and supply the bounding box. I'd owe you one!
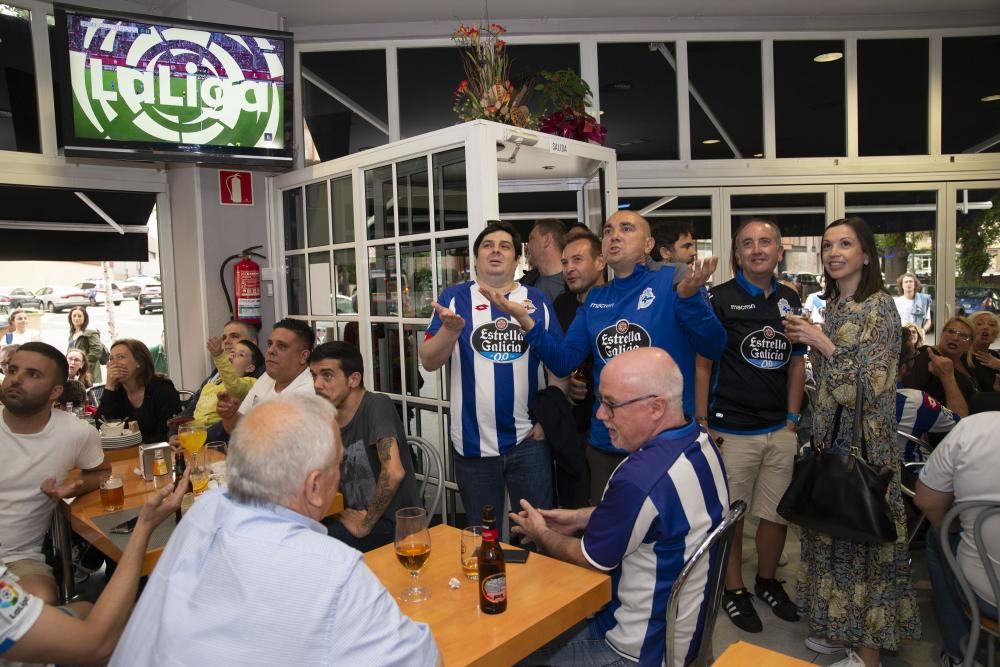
[534,272,567,304]
[339,392,420,525]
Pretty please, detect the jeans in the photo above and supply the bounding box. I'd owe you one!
[926,526,999,659]
[323,516,395,553]
[518,621,629,667]
[454,438,553,526]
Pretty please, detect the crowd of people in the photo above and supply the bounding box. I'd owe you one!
[0,211,998,666]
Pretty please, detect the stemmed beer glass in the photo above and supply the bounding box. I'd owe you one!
[394,507,431,602]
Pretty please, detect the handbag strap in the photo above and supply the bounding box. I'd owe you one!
[851,375,869,462]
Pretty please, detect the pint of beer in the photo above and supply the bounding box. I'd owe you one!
[100,472,125,512]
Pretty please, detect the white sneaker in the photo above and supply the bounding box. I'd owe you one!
[805,636,846,654]
[829,649,879,667]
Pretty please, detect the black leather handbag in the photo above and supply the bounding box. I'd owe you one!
[777,379,898,544]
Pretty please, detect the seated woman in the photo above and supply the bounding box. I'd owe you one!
[903,322,925,348]
[969,311,1000,392]
[66,349,92,389]
[95,339,180,443]
[903,316,978,405]
[191,336,262,427]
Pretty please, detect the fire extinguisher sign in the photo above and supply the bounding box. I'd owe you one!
[219,170,253,206]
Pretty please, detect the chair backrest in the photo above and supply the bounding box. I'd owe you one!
[87,383,105,406]
[666,500,748,667]
[407,435,444,522]
[940,501,1000,639]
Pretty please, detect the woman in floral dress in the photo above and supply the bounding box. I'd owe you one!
[784,217,919,667]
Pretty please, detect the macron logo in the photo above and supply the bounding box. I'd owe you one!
[589,303,614,309]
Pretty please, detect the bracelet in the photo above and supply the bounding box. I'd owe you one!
[786,412,801,424]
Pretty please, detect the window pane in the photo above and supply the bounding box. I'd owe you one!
[403,324,440,399]
[331,175,355,244]
[371,322,402,394]
[398,47,460,138]
[282,188,305,250]
[942,37,1000,155]
[301,50,388,160]
[436,238,471,292]
[597,42,678,160]
[305,181,329,247]
[1,7,40,153]
[314,320,337,345]
[400,240,434,318]
[285,254,307,315]
[774,40,845,157]
[433,149,467,232]
[954,187,1000,324]
[858,39,928,156]
[397,157,430,236]
[333,249,357,314]
[369,244,398,316]
[308,251,332,315]
[365,164,395,240]
[688,42,763,159]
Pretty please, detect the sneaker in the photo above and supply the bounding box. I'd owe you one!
[754,576,800,622]
[939,652,962,667]
[805,636,847,654]
[722,588,763,633]
[829,649,876,667]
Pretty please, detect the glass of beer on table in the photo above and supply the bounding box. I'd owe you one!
[461,526,482,580]
[178,422,209,495]
[395,507,431,602]
[100,472,125,512]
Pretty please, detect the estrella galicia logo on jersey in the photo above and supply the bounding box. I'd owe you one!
[471,318,528,363]
[638,287,655,310]
[740,325,791,370]
[777,298,792,317]
[595,319,652,361]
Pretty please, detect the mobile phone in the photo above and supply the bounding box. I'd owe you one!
[502,548,529,564]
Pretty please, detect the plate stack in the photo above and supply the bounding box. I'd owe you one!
[101,430,143,450]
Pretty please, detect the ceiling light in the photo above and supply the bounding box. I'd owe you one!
[753,152,764,158]
[702,138,720,145]
[981,94,1000,102]
[618,202,631,209]
[814,52,843,63]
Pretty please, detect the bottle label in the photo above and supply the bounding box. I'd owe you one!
[481,573,506,603]
[153,457,168,476]
[482,528,498,541]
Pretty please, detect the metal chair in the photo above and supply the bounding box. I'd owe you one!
[407,436,444,523]
[666,500,747,667]
[87,383,105,406]
[178,389,196,410]
[941,501,1000,667]
[45,503,77,604]
[897,429,931,545]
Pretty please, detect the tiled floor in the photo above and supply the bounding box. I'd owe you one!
[712,517,944,666]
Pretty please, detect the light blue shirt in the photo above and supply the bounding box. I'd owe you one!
[111,492,438,667]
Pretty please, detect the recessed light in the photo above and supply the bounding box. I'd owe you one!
[981,94,1000,102]
[702,138,720,145]
[814,52,843,63]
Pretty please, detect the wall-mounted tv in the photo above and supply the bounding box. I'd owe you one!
[52,4,293,166]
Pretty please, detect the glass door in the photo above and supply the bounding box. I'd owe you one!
[947,181,1000,349]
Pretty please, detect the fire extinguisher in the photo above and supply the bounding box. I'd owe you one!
[220,245,267,328]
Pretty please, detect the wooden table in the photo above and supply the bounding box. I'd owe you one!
[713,641,813,666]
[67,452,344,576]
[364,524,611,667]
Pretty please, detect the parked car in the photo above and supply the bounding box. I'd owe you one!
[956,286,1000,315]
[782,272,822,300]
[75,280,123,306]
[0,287,43,314]
[34,285,91,312]
[119,280,142,300]
[139,284,163,314]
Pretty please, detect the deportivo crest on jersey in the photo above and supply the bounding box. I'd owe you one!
[595,319,652,361]
[471,318,528,362]
[739,325,791,370]
[777,298,792,317]
[522,299,537,314]
[638,287,655,310]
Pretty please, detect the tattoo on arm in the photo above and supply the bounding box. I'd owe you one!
[363,437,400,530]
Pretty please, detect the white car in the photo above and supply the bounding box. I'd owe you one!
[75,280,124,306]
[34,285,92,312]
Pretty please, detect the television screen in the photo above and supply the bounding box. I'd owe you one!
[53,5,293,165]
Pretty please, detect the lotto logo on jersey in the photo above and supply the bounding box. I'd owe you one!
[471,318,528,362]
[740,326,791,369]
[595,319,651,361]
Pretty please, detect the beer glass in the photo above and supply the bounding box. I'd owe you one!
[460,526,482,580]
[100,472,125,512]
[395,507,431,602]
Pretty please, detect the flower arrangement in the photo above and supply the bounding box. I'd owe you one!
[452,23,533,128]
[534,68,607,145]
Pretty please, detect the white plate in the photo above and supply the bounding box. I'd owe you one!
[101,431,142,448]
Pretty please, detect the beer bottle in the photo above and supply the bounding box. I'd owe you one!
[478,505,507,614]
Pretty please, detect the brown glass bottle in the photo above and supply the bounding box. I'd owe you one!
[477,505,507,614]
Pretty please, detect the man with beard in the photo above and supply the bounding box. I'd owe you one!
[0,343,107,603]
[652,220,698,265]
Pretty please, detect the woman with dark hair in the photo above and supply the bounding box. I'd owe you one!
[902,316,977,404]
[784,217,919,667]
[95,339,180,443]
[67,306,104,384]
[5,309,41,344]
[66,348,92,389]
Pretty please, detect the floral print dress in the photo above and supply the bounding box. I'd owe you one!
[797,291,921,650]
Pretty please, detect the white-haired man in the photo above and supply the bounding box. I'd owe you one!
[512,347,729,666]
[111,395,440,666]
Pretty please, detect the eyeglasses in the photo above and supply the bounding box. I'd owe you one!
[598,393,659,418]
[942,327,973,342]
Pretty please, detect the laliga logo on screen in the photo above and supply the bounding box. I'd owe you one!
[69,20,284,146]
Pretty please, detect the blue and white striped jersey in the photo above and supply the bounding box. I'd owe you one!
[895,387,960,463]
[582,421,729,666]
[426,281,561,458]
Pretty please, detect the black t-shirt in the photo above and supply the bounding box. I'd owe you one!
[903,346,978,403]
[553,290,596,433]
[339,392,420,523]
[707,273,804,432]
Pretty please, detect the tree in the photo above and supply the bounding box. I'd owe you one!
[958,194,1000,284]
